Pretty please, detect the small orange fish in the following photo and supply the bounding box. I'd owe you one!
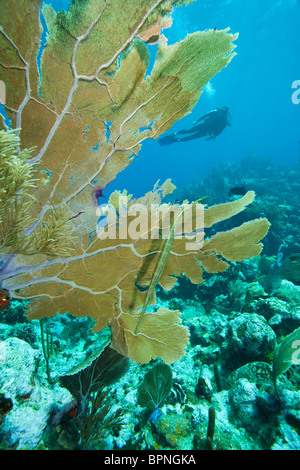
[69,407,78,418]
[19,391,32,400]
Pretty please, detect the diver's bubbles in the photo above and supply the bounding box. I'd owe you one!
[204,81,216,97]
[204,81,217,106]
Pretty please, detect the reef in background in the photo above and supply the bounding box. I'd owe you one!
[1,155,299,450]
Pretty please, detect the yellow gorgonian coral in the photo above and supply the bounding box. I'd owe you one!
[109,190,133,210]
[0,0,270,365]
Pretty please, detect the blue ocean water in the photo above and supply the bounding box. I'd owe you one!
[106,0,300,197]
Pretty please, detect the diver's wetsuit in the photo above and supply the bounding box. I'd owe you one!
[158,107,231,145]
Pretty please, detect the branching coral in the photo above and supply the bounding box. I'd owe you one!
[0,129,74,256]
[0,0,270,365]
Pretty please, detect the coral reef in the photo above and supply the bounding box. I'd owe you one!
[1,0,299,452]
[0,166,299,449]
[0,0,270,365]
[0,337,74,449]
[170,155,300,259]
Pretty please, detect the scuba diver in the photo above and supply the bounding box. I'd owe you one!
[158,106,231,146]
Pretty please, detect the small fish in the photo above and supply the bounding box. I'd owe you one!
[69,407,78,418]
[18,391,32,400]
[150,407,162,422]
[229,186,247,197]
[0,288,10,313]
[288,253,300,264]
[134,200,203,334]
